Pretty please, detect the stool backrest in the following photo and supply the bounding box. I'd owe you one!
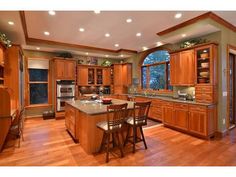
[106,103,128,131]
[133,101,151,125]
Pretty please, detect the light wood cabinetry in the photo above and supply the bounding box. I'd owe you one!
[162,100,216,139]
[0,43,6,86]
[65,103,79,140]
[54,58,76,80]
[111,63,132,94]
[77,65,111,86]
[170,49,195,86]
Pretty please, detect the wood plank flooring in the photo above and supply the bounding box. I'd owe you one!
[0,118,236,166]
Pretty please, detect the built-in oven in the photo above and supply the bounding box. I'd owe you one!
[57,80,75,97]
[56,80,75,112]
[57,97,74,112]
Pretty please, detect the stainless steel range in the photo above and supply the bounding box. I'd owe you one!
[56,80,75,112]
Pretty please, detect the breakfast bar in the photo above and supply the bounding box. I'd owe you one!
[65,99,134,154]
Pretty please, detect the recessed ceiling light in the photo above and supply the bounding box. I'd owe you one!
[136,33,142,37]
[120,54,124,57]
[79,28,85,32]
[94,10,101,14]
[48,11,56,16]
[181,34,186,37]
[114,44,119,47]
[8,21,14,25]
[156,42,163,46]
[86,52,89,55]
[105,33,110,37]
[36,47,40,50]
[126,18,132,23]
[142,46,148,51]
[105,55,109,58]
[44,31,50,36]
[175,13,182,19]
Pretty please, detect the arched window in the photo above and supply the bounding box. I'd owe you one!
[141,50,172,91]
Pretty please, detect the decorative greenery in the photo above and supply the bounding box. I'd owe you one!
[180,38,207,49]
[101,60,112,66]
[0,32,12,48]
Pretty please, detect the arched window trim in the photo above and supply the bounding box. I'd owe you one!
[140,49,172,91]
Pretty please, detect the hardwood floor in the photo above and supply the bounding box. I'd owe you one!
[0,118,236,166]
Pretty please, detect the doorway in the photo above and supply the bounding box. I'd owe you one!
[229,52,236,129]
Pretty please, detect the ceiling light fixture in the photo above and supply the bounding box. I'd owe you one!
[105,33,110,37]
[105,55,109,58]
[94,10,101,14]
[79,28,85,32]
[36,47,40,50]
[86,52,89,55]
[181,34,186,37]
[156,42,163,46]
[8,21,14,25]
[114,44,119,47]
[175,13,182,19]
[126,18,132,23]
[48,11,56,16]
[136,32,142,37]
[44,31,50,36]
[142,46,148,51]
[120,55,124,57]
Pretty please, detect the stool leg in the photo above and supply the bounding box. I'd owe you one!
[140,127,147,149]
[99,132,106,153]
[116,132,124,158]
[133,127,136,153]
[112,133,116,148]
[124,125,130,147]
[106,133,110,163]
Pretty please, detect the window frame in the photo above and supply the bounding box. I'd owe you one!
[25,57,52,107]
[139,49,172,92]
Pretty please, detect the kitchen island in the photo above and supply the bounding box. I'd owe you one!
[65,99,134,154]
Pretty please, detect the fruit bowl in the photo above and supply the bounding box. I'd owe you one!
[102,98,112,104]
[200,72,209,78]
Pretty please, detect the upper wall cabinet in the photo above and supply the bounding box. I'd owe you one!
[54,58,76,80]
[77,65,111,86]
[170,49,195,86]
[0,44,5,67]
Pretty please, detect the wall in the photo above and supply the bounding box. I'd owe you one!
[23,50,122,117]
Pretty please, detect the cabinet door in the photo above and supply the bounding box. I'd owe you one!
[122,64,132,86]
[170,53,179,85]
[0,45,4,66]
[103,68,111,85]
[189,111,207,136]
[113,64,123,85]
[180,50,195,85]
[77,66,88,85]
[55,60,65,79]
[65,60,76,80]
[174,108,189,130]
[162,106,174,125]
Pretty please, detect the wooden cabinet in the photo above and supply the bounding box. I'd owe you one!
[195,85,217,104]
[0,44,5,66]
[170,50,195,86]
[65,103,79,140]
[77,65,88,85]
[162,99,216,138]
[162,101,174,125]
[112,63,132,94]
[149,99,162,121]
[103,68,111,85]
[54,58,76,80]
[174,103,189,130]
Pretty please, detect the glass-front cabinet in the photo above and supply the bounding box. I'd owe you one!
[88,68,95,84]
[96,68,103,85]
[196,46,211,84]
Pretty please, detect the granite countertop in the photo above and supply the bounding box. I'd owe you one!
[107,93,214,106]
[66,99,134,115]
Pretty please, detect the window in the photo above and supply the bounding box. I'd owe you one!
[27,59,50,105]
[141,50,172,91]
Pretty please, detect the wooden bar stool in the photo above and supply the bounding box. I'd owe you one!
[124,101,151,153]
[96,103,128,163]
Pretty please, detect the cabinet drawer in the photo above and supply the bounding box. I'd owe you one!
[162,101,174,107]
[152,99,162,105]
[189,105,207,112]
[174,103,189,110]
[135,96,151,102]
[195,85,213,92]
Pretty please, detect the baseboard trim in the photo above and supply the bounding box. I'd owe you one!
[215,130,229,138]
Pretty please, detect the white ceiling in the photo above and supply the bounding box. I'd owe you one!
[0,11,236,58]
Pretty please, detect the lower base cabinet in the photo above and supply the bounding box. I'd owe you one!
[65,103,78,140]
[162,102,216,139]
